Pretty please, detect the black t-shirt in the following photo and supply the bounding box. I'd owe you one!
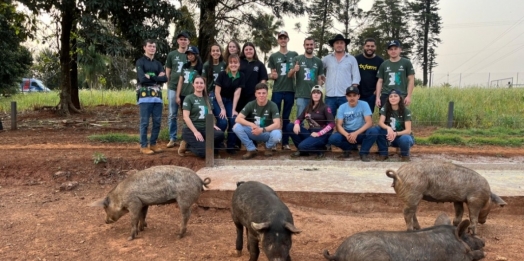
[239,59,268,98]
[355,54,384,98]
[215,71,245,99]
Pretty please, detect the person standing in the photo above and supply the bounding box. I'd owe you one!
[165,32,189,148]
[202,43,226,95]
[268,30,298,150]
[321,34,361,116]
[233,83,281,160]
[291,37,324,118]
[135,39,168,155]
[238,42,268,112]
[355,38,384,113]
[223,40,241,64]
[176,46,203,107]
[376,39,415,108]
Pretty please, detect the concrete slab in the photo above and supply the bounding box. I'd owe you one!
[196,160,524,215]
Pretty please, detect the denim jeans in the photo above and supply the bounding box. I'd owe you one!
[295,97,310,118]
[359,94,376,114]
[328,128,375,155]
[212,95,238,149]
[232,124,282,152]
[271,91,295,146]
[325,96,348,117]
[139,102,163,148]
[181,127,225,158]
[168,89,179,141]
[373,126,415,156]
[285,123,331,154]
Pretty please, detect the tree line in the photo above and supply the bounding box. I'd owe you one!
[2,0,441,116]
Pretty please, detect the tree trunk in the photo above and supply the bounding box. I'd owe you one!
[318,0,329,57]
[198,0,219,60]
[422,0,430,86]
[70,8,80,110]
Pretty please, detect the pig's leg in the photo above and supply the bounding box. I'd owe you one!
[138,206,149,231]
[234,222,244,256]
[403,196,422,231]
[466,201,484,235]
[177,204,191,238]
[412,211,421,230]
[247,233,260,261]
[127,203,142,241]
[453,202,464,226]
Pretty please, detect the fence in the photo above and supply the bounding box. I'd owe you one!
[429,72,524,88]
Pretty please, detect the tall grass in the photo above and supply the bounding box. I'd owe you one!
[2,87,524,129]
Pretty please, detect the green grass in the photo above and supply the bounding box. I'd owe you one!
[415,127,524,146]
[88,133,139,143]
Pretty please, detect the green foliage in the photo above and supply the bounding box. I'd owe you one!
[172,6,198,47]
[92,152,107,164]
[250,14,284,63]
[416,128,524,147]
[31,48,61,90]
[78,45,108,90]
[88,133,138,143]
[306,0,337,57]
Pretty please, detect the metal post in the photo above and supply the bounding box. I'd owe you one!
[447,101,454,128]
[11,101,17,130]
[487,73,490,87]
[205,113,214,167]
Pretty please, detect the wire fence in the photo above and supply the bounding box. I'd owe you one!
[429,72,524,88]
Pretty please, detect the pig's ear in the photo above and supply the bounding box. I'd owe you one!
[90,197,109,207]
[490,193,507,207]
[251,222,270,232]
[433,212,452,226]
[456,220,470,239]
[284,222,301,234]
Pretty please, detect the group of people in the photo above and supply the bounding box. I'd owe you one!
[135,30,416,161]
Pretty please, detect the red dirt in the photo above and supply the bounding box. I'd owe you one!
[0,106,522,260]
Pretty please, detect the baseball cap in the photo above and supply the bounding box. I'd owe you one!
[386,39,401,49]
[388,89,404,96]
[277,30,289,38]
[311,85,324,94]
[186,46,199,55]
[176,31,189,39]
[346,86,360,95]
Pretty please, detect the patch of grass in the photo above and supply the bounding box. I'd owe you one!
[427,135,466,145]
[88,133,139,143]
[92,152,107,164]
[415,127,524,146]
[431,127,524,137]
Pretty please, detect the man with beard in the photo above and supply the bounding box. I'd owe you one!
[321,34,361,117]
[289,37,324,117]
[355,38,384,113]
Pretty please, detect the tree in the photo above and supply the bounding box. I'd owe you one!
[31,48,61,89]
[306,0,337,57]
[336,0,364,41]
[250,14,283,63]
[172,5,198,48]
[409,0,442,86]
[78,44,108,90]
[0,1,33,95]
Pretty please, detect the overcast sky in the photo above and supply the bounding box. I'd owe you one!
[281,0,524,86]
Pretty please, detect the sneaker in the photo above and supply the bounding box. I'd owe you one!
[264,148,275,157]
[140,147,154,155]
[338,151,350,158]
[149,145,163,153]
[242,150,257,160]
[282,144,291,150]
[400,156,411,162]
[166,140,178,148]
[178,141,187,157]
[360,154,370,162]
[378,155,389,161]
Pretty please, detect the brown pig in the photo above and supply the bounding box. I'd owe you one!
[91,165,211,240]
[386,161,507,235]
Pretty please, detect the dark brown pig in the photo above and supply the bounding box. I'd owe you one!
[231,181,301,261]
[91,165,211,240]
[433,212,485,251]
[386,161,507,235]
[323,220,485,261]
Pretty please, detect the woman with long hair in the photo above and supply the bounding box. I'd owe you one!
[203,43,226,94]
[214,54,245,154]
[237,42,268,112]
[285,85,334,158]
[176,46,203,106]
[179,75,225,158]
[369,89,414,161]
[223,40,240,63]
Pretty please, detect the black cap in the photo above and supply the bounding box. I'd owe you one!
[176,31,189,39]
[328,34,351,46]
[386,39,401,49]
[186,46,199,55]
[388,89,404,96]
[346,86,359,95]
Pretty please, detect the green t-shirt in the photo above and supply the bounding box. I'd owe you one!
[165,50,187,91]
[179,66,198,96]
[240,100,280,127]
[377,58,415,95]
[293,55,324,98]
[202,61,226,93]
[379,106,412,132]
[268,51,298,92]
[182,94,212,129]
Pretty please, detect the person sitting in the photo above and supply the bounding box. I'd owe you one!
[179,76,225,158]
[368,89,414,161]
[328,86,375,161]
[232,83,281,159]
[286,85,334,158]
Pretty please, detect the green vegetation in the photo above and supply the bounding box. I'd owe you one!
[416,128,524,147]
[88,133,138,143]
[92,152,107,165]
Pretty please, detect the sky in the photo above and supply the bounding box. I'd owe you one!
[280,0,524,87]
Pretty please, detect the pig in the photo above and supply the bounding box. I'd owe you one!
[386,161,507,235]
[231,181,301,261]
[433,212,485,251]
[91,165,211,241]
[323,219,486,261]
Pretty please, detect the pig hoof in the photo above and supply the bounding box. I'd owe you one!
[127,236,134,241]
[229,250,242,257]
[177,233,185,239]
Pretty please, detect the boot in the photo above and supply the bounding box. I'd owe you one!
[149,145,163,153]
[242,150,257,160]
[140,147,154,155]
[178,141,187,156]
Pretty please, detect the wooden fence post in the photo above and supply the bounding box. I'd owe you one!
[447,101,454,128]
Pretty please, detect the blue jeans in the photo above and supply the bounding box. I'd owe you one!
[325,96,347,116]
[213,95,238,149]
[271,91,295,146]
[328,128,375,155]
[373,126,415,156]
[360,94,376,114]
[168,89,179,141]
[139,102,163,148]
[285,123,331,154]
[295,98,310,118]
[232,124,282,152]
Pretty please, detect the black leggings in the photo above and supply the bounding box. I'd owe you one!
[182,127,225,158]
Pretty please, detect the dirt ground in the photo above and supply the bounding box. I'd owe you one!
[1,105,523,261]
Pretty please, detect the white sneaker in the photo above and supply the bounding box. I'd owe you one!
[282,144,291,150]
